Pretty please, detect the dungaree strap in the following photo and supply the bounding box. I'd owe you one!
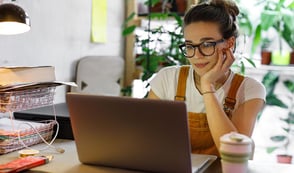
[175,66,244,118]
[174,65,190,101]
[223,73,244,118]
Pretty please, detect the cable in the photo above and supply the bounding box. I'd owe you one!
[14,104,65,154]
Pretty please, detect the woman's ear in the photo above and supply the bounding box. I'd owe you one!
[227,37,235,49]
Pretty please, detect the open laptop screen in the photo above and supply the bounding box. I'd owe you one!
[66,93,193,173]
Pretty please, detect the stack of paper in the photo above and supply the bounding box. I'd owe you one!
[0,66,76,92]
[0,66,56,86]
[0,117,55,154]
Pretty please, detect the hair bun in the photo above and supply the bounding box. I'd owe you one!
[208,0,239,20]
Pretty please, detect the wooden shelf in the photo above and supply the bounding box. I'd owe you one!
[246,65,294,76]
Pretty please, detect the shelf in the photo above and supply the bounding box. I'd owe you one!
[246,65,294,76]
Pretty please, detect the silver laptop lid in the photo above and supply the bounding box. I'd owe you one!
[66,93,192,173]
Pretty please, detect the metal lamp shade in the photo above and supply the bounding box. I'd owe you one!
[0,3,30,35]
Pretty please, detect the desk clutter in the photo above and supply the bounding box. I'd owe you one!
[0,118,55,154]
[0,155,53,173]
[14,103,73,140]
[0,66,76,155]
[0,66,76,113]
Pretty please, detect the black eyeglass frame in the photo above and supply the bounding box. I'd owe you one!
[179,39,225,58]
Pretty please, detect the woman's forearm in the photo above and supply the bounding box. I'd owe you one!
[202,92,237,150]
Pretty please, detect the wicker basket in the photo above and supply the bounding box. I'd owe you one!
[0,87,56,113]
[0,119,55,154]
[0,86,57,154]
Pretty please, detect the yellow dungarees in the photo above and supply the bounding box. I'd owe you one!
[174,66,244,156]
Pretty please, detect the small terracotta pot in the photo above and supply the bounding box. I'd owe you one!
[261,51,271,65]
[290,51,294,64]
[277,154,293,164]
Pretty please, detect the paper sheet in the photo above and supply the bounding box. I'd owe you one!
[91,0,107,43]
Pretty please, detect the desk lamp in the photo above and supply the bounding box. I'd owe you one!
[0,0,30,35]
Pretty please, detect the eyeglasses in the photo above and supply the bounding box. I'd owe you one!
[179,39,225,58]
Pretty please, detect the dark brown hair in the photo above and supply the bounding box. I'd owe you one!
[183,0,239,39]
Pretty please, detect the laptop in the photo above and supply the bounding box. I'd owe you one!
[66,93,216,173]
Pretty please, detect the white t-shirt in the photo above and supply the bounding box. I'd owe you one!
[149,65,266,113]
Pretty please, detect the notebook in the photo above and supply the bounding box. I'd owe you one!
[66,93,217,173]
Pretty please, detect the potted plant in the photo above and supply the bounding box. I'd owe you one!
[251,0,294,65]
[278,0,294,64]
[261,71,294,164]
[122,0,188,96]
[232,0,256,74]
[259,71,287,120]
[260,38,272,65]
[280,11,294,64]
[134,12,188,82]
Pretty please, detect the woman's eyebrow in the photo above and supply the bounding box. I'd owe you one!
[184,40,193,43]
[184,37,217,44]
[200,37,216,42]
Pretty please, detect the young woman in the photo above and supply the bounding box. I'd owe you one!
[148,0,265,156]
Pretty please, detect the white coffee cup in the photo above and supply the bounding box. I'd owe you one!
[220,132,253,173]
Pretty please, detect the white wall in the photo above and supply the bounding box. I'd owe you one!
[0,0,125,103]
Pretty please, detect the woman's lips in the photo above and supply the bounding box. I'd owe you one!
[194,62,209,68]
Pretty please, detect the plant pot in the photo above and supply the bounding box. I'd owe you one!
[271,51,290,65]
[261,51,271,65]
[290,51,294,64]
[277,154,293,164]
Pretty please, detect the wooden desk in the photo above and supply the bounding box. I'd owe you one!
[0,139,293,173]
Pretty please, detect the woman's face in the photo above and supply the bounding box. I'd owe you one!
[183,22,226,76]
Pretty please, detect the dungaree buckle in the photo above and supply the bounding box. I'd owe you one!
[223,97,236,113]
[174,96,186,101]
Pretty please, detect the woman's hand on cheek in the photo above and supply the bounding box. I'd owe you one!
[200,48,235,91]
[220,48,235,71]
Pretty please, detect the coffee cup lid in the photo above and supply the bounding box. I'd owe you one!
[220,132,252,145]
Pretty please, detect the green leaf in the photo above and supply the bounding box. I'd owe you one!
[140,55,161,74]
[261,10,279,30]
[124,12,136,24]
[238,13,253,36]
[281,24,294,48]
[266,94,288,108]
[267,147,278,153]
[289,112,294,124]
[281,126,290,133]
[141,71,153,81]
[144,0,160,7]
[244,57,256,68]
[169,13,183,26]
[251,24,261,54]
[149,13,169,20]
[283,80,294,93]
[121,85,133,96]
[282,9,294,33]
[240,61,245,74]
[122,25,136,36]
[262,71,279,95]
[270,135,287,142]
